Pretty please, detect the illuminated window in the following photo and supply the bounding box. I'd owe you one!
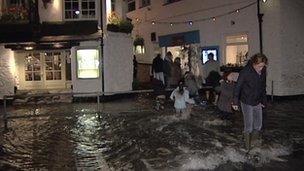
[76,49,100,79]
[25,53,42,81]
[134,45,145,54]
[225,34,248,65]
[64,0,97,20]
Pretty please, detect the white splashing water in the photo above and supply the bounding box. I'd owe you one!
[180,144,292,170]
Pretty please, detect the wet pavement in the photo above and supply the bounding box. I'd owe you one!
[0,94,304,170]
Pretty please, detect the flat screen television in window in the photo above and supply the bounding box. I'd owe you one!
[76,49,100,79]
[201,46,219,64]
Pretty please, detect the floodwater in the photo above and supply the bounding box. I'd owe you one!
[0,95,304,171]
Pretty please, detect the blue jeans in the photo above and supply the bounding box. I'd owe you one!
[241,102,263,133]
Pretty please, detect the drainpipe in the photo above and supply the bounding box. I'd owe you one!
[100,0,105,96]
[257,0,264,54]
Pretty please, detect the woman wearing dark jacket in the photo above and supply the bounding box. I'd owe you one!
[232,53,268,151]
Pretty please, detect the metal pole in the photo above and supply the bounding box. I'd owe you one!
[271,80,274,102]
[257,0,264,54]
[3,96,8,130]
[97,94,100,112]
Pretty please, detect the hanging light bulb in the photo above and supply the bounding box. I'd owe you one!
[151,21,155,25]
[188,21,193,26]
[212,17,216,21]
[236,9,240,13]
[262,0,267,3]
[170,23,173,26]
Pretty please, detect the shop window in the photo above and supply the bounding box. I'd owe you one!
[127,0,135,12]
[25,53,42,81]
[225,34,248,65]
[64,0,97,20]
[45,52,62,80]
[76,49,100,79]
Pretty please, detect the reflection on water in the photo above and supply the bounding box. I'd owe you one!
[0,97,304,170]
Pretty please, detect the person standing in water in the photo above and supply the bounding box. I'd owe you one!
[232,53,268,151]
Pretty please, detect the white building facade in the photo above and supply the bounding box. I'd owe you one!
[121,0,304,96]
[0,0,133,99]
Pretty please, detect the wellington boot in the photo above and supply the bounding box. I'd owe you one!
[244,133,251,152]
[251,131,262,148]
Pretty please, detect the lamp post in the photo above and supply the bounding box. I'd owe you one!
[257,0,264,54]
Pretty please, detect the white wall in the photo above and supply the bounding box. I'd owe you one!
[278,0,304,95]
[103,32,133,94]
[71,41,103,94]
[39,0,63,22]
[0,46,16,99]
[127,0,259,64]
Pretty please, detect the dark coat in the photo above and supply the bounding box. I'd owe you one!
[152,56,164,73]
[218,81,235,113]
[233,64,267,106]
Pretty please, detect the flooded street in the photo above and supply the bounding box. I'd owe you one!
[1,95,304,170]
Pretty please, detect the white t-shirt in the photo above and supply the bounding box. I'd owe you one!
[170,87,195,109]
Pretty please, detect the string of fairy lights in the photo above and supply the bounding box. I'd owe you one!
[134,0,267,26]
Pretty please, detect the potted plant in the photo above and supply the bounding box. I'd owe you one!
[106,12,133,34]
[42,0,52,9]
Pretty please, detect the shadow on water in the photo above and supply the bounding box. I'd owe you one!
[0,96,304,170]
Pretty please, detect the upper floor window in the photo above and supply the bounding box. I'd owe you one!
[127,0,135,12]
[163,0,181,5]
[9,0,25,6]
[111,0,115,12]
[140,0,150,8]
[64,0,97,20]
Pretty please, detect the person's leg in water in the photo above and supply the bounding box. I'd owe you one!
[175,108,182,117]
[241,102,254,151]
[251,104,263,147]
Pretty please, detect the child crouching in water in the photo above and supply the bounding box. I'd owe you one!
[170,80,195,117]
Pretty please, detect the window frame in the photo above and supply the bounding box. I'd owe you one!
[45,52,63,81]
[63,0,98,21]
[24,53,42,82]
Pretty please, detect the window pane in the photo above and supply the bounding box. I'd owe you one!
[65,2,71,9]
[46,72,53,80]
[45,62,53,70]
[25,72,33,81]
[82,10,88,18]
[54,61,61,70]
[65,11,72,19]
[82,1,88,9]
[72,2,79,10]
[226,45,248,65]
[33,72,41,81]
[89,1,95,9]
[33,64,41,71]
[54,72,62,80]
[77,49,99,79]
[89,10,95,17]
